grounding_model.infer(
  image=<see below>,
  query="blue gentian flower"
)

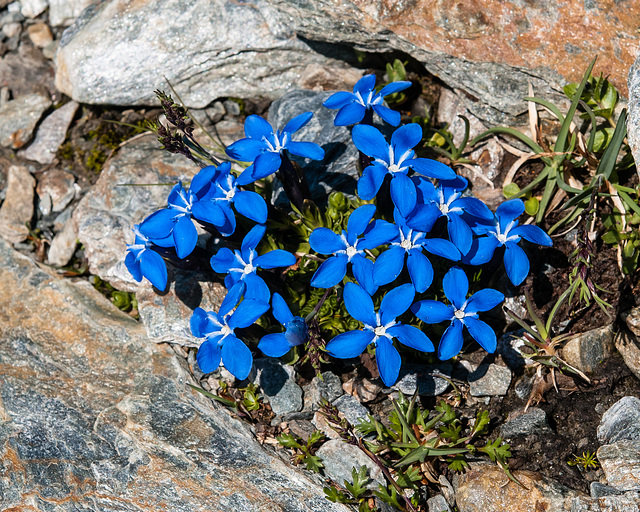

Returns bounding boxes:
[411,267,504,360]
[201,162,267,236]
[258,293,308,357]
[408,176,493,255]
[125,224,168,290]
[351,123,457,217]
[225,113,325,185]
[326,283,434,386]
[210,224,296,302]
[192,283,270,379]
[309,204,397,295]
[373,208,461,292]
[464,199,553,285]
[323,74,412,126]
[138,165,220,259]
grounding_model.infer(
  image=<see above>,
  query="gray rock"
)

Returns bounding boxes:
[254,358,303,416]
[0,165,35,244]
[54,0,360,107]
[20,0,48,17]
[514,373,535,400]
[597,440,640,491]
[46,215,77,267]
[570,493,640,512]
[0,46,55,98]
[20,101,79,164]
[427,494,451,512]
[303,371,343,411]
[332,394,370,428]
[497,329,531,369]
[0,238,350,511]
[315,439,384,490]
[614,330,640,380]
[623,306,640,338]
[392,363,452,397]
[628,56,640,182]
[26,21,53,48]
[267,89,360,205]
[36,169,77,215]
[222,98,241,117]
[468,363,512,397]
[597,396,640,444]
[562,325,614,374]
[500,408,551,439]
[49,0,94,26]
[0,93,51,149]
[72,134,197,292]
[2,21,21,37]
[590,482,623,498]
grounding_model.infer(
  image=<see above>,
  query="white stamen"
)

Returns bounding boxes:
[220,325,232,337]
[454,309,465,320]
[400,239,412,250]
[374,326,386,337]
[346,246,357,258]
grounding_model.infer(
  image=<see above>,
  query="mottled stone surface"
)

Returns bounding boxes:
[73,134,196,292]
[468,363,511,396]
[54,0,360,108]
[0,238,350,511]
[562,325,614,374]
[454,462,582,512]
[316,439,384,490]
[613,330,640,380]
[303,371,343,412]
[50,0,95,26]
[254,358,303,416]
[392,363,452,397]
[624,306,640,338]
[500,408,550,439]
[46,215,78,267]
[36,168,77,215]
[0,165,35,244]
[569,493,640,512]
[628,55,640,179]
[597,396,640,445]
[0,93,51,148]
[427,494,451,512]
[598,441,640,491]
[332,394,370,428]
[20,101,79,164]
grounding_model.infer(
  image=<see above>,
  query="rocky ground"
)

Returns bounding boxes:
[1,1,640,511]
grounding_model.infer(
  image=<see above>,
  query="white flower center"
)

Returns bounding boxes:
[220,325,232,337]
[454,309,465,320]
[243,263,255,275]
[496,233,508,244]
[388,163,402,174]
[439,203,449,215]
[346,246,357,258]
[400,238,412,250]
[374,325,387,337]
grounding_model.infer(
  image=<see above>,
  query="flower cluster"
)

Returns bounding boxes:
[125,76,552,385]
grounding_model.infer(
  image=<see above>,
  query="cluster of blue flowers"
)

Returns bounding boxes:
[125,74,552,385]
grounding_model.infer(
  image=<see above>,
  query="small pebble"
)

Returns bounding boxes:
[27,22,53,48]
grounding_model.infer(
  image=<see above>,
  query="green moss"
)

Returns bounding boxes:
[85,148,107,173]
[57,142,76,161]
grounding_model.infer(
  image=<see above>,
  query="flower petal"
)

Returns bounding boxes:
[243,273,271,302]
[241,224,266,260]
[391,123,422,155]
[380,283,414,325]
[189,165,218,197]
[373,246,405,286]
[285,317,308,346]
[347,204,376,239]
[252,152,282,180]
[236,164,257,186]
[372,104,401,126]
[354,74,377,94]
[125,250,142,282]
[326,329,374,359]
[190,307,210,338]
[286,141,325,161]
[172,215,198,259]
[390,173,417,218]
[271,292,294,326]
[410,158,456,180]
[387,324,434,353]
[466,289,505,314]
[351,254,378,296]
[360,220,398,249]
[210,247,237,274]
[465,317,497,353]
[375,337,401,386]
[196,340,222,374]
[504,241,529,286]
[343,282,377,326]
[455,196,493,219]
[191,200,227,227]
[309,227,344,254]
[228,299,270,329]
[464,236,500,265]
[351,125,390,162]
[139,249,167,290]
[225,138,266,162]
[283,111,313,134]
[511,225,552,246]
[378,81,412,97]
[411,300,454,324]
[446,214,473,256]
[323,91,355,109]
[233,190,267,224]
[139,209,176,239]
[442,267,469,309]
[438,320,464,360]
[218,281,245,317]
[406,204,441,233]
[254,249,296,269]
[221,335,253,380]
[310,254,348,289]
[357,162,389,200]
[334,103,366,126]
[422,238,461,261]
[496,199,525,226]
[406,249,434,293]
[258,333,291,358]
[244,115,273,140]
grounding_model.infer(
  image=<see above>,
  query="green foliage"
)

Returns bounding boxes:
[277,430,325,473]
[324,466,375,512]
[90,275,138,315]
[567,451,599,470]
[602,205,640,274]
[383,59,409,107]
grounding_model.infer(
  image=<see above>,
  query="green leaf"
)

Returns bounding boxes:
[448,454,469,472]
[503,182,521,199]
[395,465,422,489]
[323,486,352,504]
[304,454,324,473]
[601,83,618,111]
[277,433,302,449]
[524,196,539,216]
[187,384,236,408]
[595,109,627,181]
[472,410,491,436]
[345,466,371,499]
[307,430,325,446]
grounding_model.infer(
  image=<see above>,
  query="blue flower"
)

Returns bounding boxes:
[464,199,553,285]
[351,123,456,217]
[192,283,270,379]
[373,208,461,292]
[137,165,220,259]
[309,204,397,295]
[323,74,412,126]
[225,113,324,185]
[411,267,504,360]
[408,176,493,255]
[199,162,267,236]
[258,293,308,357]
[125,224,168,290]
[326,283,434,386]
[210,224,296,302]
